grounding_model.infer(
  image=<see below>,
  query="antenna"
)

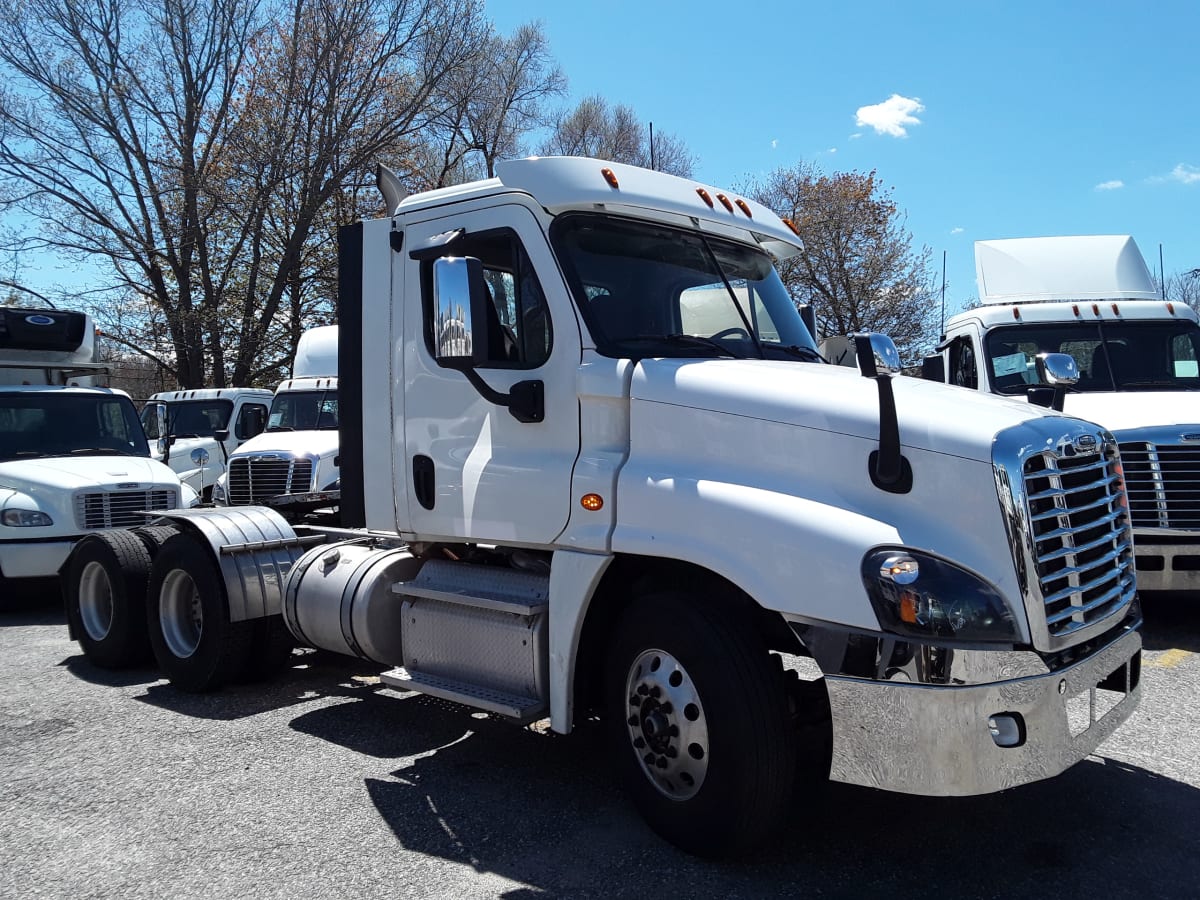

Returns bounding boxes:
[940,249,947,333]
[649,121,656,171]
[1160,243,1166,300]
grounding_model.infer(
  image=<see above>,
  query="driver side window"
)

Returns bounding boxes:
[950,336,978,389]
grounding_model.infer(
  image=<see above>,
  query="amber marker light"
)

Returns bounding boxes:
[580,493,604,511]
[601,167,619,189]
[1092,303,1101,316]
[1168,302,1177,315]
[1112,303,1120,315]
[898,591,920,624]
[735,198,753,218]
[781,217,801,236]
[696,188,714,208]
[1012,306,1021,319]
[715,193,734,212]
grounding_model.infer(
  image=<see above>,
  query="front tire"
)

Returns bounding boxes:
[146,533,254,692]
[63,532,154,668]
[606,587,797,857]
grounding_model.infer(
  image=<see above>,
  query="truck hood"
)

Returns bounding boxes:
[1061,391,1200,436]
[633,358,1061,463]
[152,436,223,465]
[0,455,178,490]
[232,430,339,458]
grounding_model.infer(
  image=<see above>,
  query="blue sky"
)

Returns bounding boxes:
[488,0,1200,323]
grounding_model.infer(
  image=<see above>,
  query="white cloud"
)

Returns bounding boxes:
[1095,180,1124,191]
[1169,164,1200,185]
[770,139,778,150]
[827,147,837,154]
[950,227,964,235]
[849,132,863,140]
[855,94,924,137]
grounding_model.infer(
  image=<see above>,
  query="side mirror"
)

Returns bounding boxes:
[798,304,817,340]
[1035,352,1080,386]
[851,333,902,377]
[921,354,946,382]
[214,428,230,443]
[152,402,170,461]
[432,257,490,368]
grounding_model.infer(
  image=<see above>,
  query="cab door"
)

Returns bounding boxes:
[399,203,582,544]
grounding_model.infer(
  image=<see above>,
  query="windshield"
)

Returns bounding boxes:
[985,322,1200,394]
[551,214,819,361]
[140,399,233,439]
[0,392,150,461]
[267,390,338,431]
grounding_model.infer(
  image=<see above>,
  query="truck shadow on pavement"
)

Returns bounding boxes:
[1140,594,1200,653]
[290,691,1200,900]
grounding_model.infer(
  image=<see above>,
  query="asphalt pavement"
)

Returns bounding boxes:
[2,583,1198,900]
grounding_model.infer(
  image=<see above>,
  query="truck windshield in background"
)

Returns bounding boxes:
[985,322,1200,394]
[140,399,234,439]
[551,214,820,361]
[266,390,338,432]
[0,393,150,461]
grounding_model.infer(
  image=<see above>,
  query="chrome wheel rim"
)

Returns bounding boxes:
[160,569,203,658]
[78,561,114,641]
[624,649,709,800]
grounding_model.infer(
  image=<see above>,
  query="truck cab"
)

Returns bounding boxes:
[0,307,194,588]
[928,235,1200,592]
[141,388,272,501]
[211,326,339,512]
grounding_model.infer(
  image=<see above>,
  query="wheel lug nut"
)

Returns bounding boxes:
[657,757,668,769]
[669,725,679,737]
[659,702,672,715]
[633,737,645,749]
[666,746,677,758]
[629,695,640,707]
[627,715,638,726]
[643,753,655,765]
[637,684,649,696]
[649,686,661,698]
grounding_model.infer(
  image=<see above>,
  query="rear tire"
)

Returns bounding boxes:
[606,586,797,857]
[63,532,154,668]
[146,533,254,692]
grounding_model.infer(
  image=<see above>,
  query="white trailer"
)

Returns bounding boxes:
[926,235,1200,592]
[0,306,194,612]
[63,161,1142,856]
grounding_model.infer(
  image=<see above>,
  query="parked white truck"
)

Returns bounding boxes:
[62,160,1142,856]
[141,388,273,501]
[925,234,1200,592]
[210,326,339,514]
[0,305,193,605]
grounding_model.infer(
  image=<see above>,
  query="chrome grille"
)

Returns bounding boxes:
[74,490,176,529]
[227,456,313,505]
[1117,442,1200,529]
[1022,443,1136,638]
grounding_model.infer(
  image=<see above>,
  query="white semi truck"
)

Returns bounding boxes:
[141,388,273,501]
[63,160,1142,856]
[0,305,193,607]
[210,326,339,514]
[925,234,1200,592]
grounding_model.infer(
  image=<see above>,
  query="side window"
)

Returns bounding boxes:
[424,228,552,369]
[1172,334,1199,378]
[950,336,978,389]
[235,403,268,440]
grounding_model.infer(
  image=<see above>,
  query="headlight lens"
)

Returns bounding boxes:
[862,548,1019,643]
[2,509,54,527]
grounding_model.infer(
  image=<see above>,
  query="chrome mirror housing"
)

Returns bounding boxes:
[1036,352,1080,386]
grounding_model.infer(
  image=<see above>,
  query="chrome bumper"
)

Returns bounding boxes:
[825,628,1142,796]
[1132,539,1200,592]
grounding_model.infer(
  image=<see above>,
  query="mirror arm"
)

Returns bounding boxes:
[456,365,544,424]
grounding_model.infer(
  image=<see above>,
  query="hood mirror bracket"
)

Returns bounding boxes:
[854,333,913,494]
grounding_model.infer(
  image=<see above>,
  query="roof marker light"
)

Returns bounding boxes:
[1092,303,1100,316]
[716,193,734,212]
[1168,302,1176,315]
[1072,304,1080,317]
[781,217,801,236]
[696,188,714,208]
[1112,303,1120,315]
[1012,306,1021,320]
[601,167,619,189]
[735,198,753,218]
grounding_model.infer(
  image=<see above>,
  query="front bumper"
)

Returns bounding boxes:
[0,538,78,579]
[1132,538,1200,592]
[825,627,1142,795]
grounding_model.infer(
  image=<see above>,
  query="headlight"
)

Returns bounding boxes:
[2,509,54,527]
[211,480,227,505]
[861,547,1019,643]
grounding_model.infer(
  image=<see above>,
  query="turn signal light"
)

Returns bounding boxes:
[581,493,604,511]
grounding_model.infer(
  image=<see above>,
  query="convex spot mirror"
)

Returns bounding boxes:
[432,256,490,368]
[1035,352,1080,386]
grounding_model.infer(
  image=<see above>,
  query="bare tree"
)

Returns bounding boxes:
[1155,268,1200,309]
[744,162,938,362]
[0,0,488,387]
[539,95,694,178]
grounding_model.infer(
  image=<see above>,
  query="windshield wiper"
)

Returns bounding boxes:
[67,447,136,457]
[618,334,745,358]
[770,344,825,362]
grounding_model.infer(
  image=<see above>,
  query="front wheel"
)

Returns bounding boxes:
[146,533,254,692]
[606,587,797,857]
[63,532,154,668]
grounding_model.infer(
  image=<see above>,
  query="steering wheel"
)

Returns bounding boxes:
[711,327,752,341]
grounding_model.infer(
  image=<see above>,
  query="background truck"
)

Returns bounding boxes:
[925,234,1200,592]
[63,160,1142,856]
[0,305,194,604]
[141,387,273,501]
[210,326,339,515]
